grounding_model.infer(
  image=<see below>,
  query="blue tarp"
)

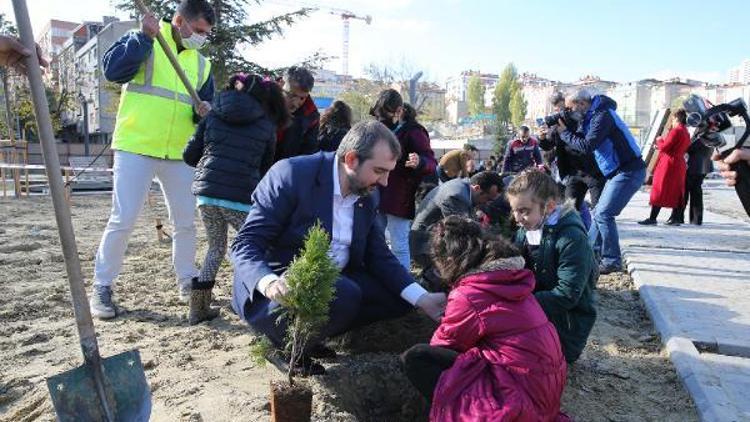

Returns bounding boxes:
[314,97,334,110]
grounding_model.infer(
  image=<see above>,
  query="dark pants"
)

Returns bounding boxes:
[671,174,706,225]
[565,174,605,209]
[243,270,412,348]
[401,344,459,402]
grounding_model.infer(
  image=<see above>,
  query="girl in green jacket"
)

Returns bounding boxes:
[506,169,598,363]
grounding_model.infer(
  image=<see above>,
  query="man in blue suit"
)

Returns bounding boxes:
[230,121,447,374]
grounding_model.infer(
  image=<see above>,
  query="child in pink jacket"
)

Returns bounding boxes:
[401,216,569,421]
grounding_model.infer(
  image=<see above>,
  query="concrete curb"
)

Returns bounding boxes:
[624,254,743,422]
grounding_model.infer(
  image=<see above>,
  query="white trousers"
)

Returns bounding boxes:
[93,151,197,287]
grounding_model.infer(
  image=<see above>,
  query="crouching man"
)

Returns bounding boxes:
[230,121,447,374]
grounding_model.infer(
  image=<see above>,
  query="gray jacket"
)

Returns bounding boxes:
[410,178,473,256]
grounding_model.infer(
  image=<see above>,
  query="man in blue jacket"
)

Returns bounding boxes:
[554,89,646,274]
[231,121,447,374]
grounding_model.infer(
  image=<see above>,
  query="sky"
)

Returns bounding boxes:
[2,0,749,85]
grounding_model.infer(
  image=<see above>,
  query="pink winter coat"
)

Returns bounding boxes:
[430,258,568,422]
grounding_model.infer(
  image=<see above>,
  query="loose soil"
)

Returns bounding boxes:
[0,195,697,421]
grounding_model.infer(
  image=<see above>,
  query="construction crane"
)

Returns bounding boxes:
[327,8,371,76]
[265,1,371,76]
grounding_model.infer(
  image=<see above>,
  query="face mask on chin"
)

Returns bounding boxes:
[524,207,550,246]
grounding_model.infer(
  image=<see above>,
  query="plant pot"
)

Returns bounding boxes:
[270,380,313,422]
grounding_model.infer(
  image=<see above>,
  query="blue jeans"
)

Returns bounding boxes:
[381,213,412,270]
[589,167,645,267]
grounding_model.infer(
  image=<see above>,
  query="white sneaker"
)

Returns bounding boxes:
[90,285,116,319]
[178,277,193,304]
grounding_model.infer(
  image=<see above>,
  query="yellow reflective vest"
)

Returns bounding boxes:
[112,20,211,160]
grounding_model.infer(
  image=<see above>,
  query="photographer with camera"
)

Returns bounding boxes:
[554,89,646,274]
[539,92,606,210]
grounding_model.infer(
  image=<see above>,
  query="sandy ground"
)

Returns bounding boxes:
[0,193,698,421]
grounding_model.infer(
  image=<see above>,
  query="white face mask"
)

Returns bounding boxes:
[525,229,542,246]
[181,32,207,50]
[524,207,550,246]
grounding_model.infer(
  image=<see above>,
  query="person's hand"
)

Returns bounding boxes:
[195,101,212,117]
[263,278,289,303]
[416,292,447,321]
[556,118,567,133]
[141,14,160,39]
[405,152,420,169]
[0,35,48,75]
[538,127,548,140]
[713,149,750,187]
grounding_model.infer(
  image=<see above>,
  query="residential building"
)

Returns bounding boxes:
[445,70,499,124]
[572,75,617,95]
[56,18,137,143]
[311,69,352,102]
[606,79,657,129]
[36,19,80,88]
[75,19,138,143]
[418,82,446,121]
[519,73,573,125]
[37,19,80,58]
[728,59,750,84]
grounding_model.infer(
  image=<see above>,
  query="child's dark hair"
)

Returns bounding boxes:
[227,73,290,128]
[401,103,417,123]
[320,100,352,132]
[506,168,560,205]
[431,215,520,286]
[369,89,403,121]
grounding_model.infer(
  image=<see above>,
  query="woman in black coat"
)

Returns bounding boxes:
[318,100,352,152]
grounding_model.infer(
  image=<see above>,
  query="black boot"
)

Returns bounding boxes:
[189,278,219,325]
[639,207,661,225]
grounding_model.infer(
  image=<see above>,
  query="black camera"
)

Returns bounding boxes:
[683,94,742,154]
[542,109,576,128]
[683,94,750,217]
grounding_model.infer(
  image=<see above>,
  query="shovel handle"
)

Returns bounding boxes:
[11,0,99,359]
[11,1,115,420]
[133,0,202,105]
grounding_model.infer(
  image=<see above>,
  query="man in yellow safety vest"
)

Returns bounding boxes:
[90,0,215,319]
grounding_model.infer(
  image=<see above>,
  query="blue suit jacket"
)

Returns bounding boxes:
[230,151,415,319]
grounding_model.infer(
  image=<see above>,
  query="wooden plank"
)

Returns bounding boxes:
[642,109,672,185]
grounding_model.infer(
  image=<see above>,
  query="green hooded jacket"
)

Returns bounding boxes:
[515,206,598,363]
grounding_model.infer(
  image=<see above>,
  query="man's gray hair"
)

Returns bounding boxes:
[285,66,315,92]
[571,88,592,103]
[336,120,401,164]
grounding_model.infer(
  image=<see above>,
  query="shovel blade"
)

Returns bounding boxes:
[47,349,151,422]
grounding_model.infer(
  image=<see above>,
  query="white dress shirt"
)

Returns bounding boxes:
[258,160,427,306]
[329,159,358,269]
